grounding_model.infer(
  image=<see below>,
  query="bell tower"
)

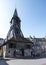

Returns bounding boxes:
[5,8,33,58]
[7,8,24,40]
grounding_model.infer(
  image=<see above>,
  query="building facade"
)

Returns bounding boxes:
[29,37,46,56]
[0,38,4,57]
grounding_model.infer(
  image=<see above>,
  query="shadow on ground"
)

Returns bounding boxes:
[0,59,9,65]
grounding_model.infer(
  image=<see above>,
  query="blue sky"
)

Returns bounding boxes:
[0,0,46,38]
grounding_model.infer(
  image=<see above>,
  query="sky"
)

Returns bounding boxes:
[0,0,46,38]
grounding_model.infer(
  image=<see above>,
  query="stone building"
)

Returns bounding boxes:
[29,37,46,56]
[0,38,4,57]
[3,8,33,58]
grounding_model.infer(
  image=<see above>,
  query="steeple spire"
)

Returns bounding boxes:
[8,8,24,40]
[13,8,18,17]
